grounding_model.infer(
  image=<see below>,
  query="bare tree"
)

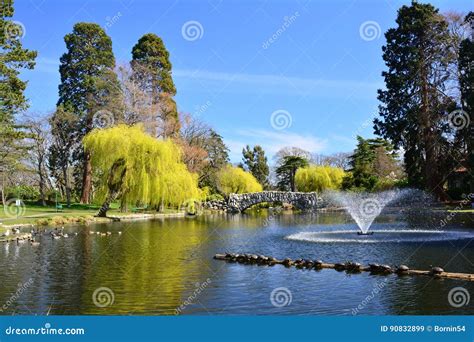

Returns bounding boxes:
[118,64,179,139]
[21,114,52,206]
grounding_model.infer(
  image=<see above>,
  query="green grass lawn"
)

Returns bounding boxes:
[447,209,474,213]
[0,201,180,231]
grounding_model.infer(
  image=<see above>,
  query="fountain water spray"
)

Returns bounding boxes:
[326,189,412,234]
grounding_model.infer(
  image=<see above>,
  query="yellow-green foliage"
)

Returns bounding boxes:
[216,165,263,195]
[295,165,345,192]
[83,124,201,207]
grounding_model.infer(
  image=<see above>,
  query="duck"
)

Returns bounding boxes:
[16,237,26,244]
[30,240,40,247]
[62,233,69,238]
[1,229,10,237]
[51,234,60,240]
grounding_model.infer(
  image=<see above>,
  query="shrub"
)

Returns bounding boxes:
[5,185,40,201]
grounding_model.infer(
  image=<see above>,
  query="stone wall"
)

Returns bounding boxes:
[203,191,322,213]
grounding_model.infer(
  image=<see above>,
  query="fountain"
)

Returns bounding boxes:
[285,188,474,244]
[326,189,413,235]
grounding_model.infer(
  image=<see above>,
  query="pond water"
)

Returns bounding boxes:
[0,210,473,315]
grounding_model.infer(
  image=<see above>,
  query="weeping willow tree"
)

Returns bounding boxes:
[83,124,201,217]
[295,165,345,192]
[216,165,263,196]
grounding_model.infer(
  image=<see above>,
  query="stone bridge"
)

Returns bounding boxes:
[227,191,319,212]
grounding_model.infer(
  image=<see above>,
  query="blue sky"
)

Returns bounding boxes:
[16,0,472,163]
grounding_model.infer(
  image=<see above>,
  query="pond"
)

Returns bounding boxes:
[0,210,473,315]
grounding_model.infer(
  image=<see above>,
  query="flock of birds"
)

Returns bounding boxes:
[0,226,122,247]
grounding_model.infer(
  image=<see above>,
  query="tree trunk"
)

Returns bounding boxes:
[470,112,474,207]
[97,158,126,217]
[290,168,296,192]
[0,173,5,207]
[62,166,71,207]
[38,157,46,206]
[97,191,118,217]
[419,46,444,201]
[80,151,92,204]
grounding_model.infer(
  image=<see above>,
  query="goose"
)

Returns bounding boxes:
[30,240,40,247]
[51,234,60,240]
[16,237,26,244]
[62,233,69,238]
[1,229,10,237]
[106,232,112,235]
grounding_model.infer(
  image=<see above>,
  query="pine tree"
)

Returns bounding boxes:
[57,22,123,203]
[0,0,37,204]
[458,12,474,200]
[275,156,309,191]
[242,145,269,188]
[374,1,454,198]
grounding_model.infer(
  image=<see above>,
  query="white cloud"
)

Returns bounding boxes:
[174,68,382,94]
[226,129,327,163]
[34,57,60,74]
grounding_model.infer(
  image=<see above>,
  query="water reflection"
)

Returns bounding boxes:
[0,211,472,315]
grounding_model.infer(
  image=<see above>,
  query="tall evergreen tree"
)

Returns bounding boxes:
[0,0,37,204]
[242,145,269,188]
[458,12,473,202]
[342,136,401,191]
[131,33,178,137]
[199,130,229,192]
[275,155,309,191]
[374,1,454,199]
[57,22,122,203]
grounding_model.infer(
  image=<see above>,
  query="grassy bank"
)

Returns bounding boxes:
[0,202,181,231]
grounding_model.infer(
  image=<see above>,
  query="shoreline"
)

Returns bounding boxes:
[0,211,186,231]
[1,205,471,231]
